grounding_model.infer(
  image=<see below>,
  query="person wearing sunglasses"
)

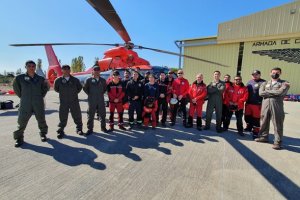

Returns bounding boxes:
[55,64,84,138]
[13,60,50,147]
[170,70,189,127]
[223,75,248,136]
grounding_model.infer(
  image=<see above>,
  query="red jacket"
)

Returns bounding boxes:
[107,80,125,103]
[223,82,233,101]
[189,81,207,104]
[172,77,190,98]
[224,84,248,110]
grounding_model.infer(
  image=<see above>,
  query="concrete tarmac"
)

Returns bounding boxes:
[0,91,299,200]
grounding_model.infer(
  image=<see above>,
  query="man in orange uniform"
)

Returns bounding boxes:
[170,70,190,127]
[187,73,207,130]
[107,70,126,131]
[223,75,248,136]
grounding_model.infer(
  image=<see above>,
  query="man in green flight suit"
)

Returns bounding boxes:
[83,65,108,135]
[13,60,49,147]
[255,67,290,150]
[54,65,84,138]
[204,70,225,133]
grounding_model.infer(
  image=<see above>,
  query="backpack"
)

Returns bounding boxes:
[0,100,14,109]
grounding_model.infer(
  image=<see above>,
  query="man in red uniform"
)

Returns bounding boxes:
[107,70,126,131]
[221,74,233,131]
[170,70,190,127]
[223,75,248,136]
[187,73,207,130]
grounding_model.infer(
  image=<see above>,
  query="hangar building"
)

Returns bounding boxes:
[179,1,300,94]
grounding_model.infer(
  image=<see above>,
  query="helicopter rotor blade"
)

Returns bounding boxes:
[10,43,120,47]
[135,45,229,67]
[86,0,131,43]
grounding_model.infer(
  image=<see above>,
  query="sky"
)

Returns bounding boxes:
[0,0,295,73]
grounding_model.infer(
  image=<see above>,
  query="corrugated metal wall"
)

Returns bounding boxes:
[183,42,239,84]
[241,38,300,94]
[184,37,300,94]
[218,1,300,43]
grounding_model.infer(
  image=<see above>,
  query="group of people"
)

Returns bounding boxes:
[12,60,290,150]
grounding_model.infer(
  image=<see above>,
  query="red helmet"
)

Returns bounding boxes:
[123,102,129,110]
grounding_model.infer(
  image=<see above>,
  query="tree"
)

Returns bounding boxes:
[36,59,42,70]
[71,56,85,72]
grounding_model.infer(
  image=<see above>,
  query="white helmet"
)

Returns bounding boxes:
[170,98,178,105]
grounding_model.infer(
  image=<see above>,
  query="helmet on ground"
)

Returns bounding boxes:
[123,102,129,110]
[170,98,178,105]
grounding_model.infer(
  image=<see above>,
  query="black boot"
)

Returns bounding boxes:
[14,138,24,147]
[196,117,202,131]
[186,116,193,128]
[101,126,109,133]
[216,124,223,133]
[183,119,187,128]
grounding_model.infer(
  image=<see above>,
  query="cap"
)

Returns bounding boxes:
[112,70,120,76]
[25,60,36,66]
[61,65,70,70]
[252,70,261,75]
[92,65,100,71]
[145,71,151,75]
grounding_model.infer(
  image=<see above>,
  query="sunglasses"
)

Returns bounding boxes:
[235,79,241,80]
[177,73,183,74]
[27,65,36,68]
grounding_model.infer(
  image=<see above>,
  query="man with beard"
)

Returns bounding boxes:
[244,70,266,139]
[223,75,248,136]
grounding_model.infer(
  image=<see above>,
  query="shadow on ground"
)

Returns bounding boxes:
[21,139,106,170]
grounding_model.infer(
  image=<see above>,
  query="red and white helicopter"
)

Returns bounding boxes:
[10,0,227,86]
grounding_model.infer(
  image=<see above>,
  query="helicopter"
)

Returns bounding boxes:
[10,0,227,86]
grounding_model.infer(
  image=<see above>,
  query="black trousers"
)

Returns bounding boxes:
[156,98,168,123]
[223,108,244,132]
[171,98,187,123]
[128,100,142,125]
[221,104,230,128]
